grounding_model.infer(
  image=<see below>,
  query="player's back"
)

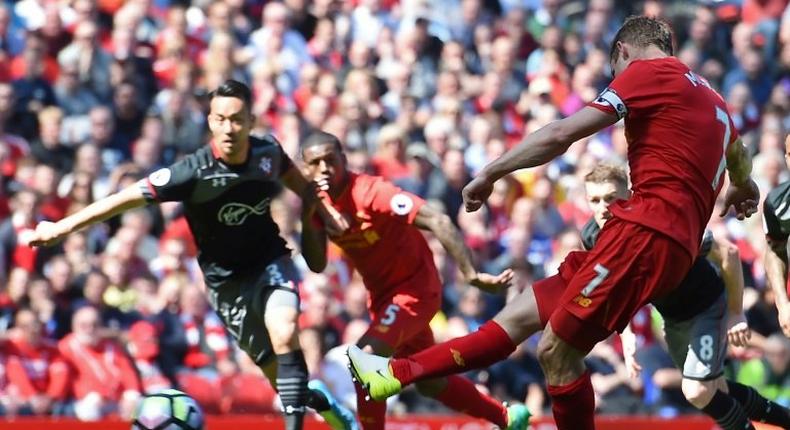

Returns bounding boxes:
[593,57,738,256]
[330,174,439,296]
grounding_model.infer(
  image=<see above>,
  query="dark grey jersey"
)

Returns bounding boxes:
[140,135,292,284]
[763,180,790,262]
[581,218,722,321]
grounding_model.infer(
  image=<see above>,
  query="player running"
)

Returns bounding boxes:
[24,80,358,430]
[762,135,790,337]
[350,16,760,430]
[299,131,529,430]
[351,163,789,429]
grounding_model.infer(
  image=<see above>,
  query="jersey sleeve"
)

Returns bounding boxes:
[764,196,789,252]
[138,159,197,203]
[589,61,655,120]
[367,179,425,224]
[268,134,293,177]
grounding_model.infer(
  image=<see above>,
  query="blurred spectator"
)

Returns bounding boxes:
[30,107,74,174]
[4,308,69,416]
[57,21,113,103]
[58,306,142,421]
[127,320,172,393]
[0,189,42,274]
[176,285,234,413]
[737,334,790,406]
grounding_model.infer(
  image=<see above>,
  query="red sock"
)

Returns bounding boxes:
[546,370,595,430]
[433,376,508,428]
[390,320,516,385]
[355,381,386,430]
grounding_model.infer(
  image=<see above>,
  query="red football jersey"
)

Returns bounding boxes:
[327,174,440,297]
[588,57,738,257]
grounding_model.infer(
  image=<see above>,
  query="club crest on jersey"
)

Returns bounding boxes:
[217,197,272,225]
[259,157,272,174]
[148,168,171,187]
[390,193,413,216]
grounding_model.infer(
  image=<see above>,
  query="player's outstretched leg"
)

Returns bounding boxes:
[414,376,531,430]
[348,320,517,401]
[727,380,790,427]
[308,380,360,430]
[347,282,548,401]
[683,378,755,430]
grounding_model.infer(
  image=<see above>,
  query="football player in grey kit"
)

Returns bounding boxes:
[26,80,358,430]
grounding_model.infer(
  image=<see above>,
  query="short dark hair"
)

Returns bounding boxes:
[209,79,252,109]
[301,130,343,155]
[610,16,674,64]
[584,163,628,190]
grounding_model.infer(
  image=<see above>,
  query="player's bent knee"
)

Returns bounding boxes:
[536,333,561,368]
[494,298,540,342]
[681,378,716,409]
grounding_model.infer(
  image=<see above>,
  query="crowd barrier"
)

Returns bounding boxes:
[0,415,784,430]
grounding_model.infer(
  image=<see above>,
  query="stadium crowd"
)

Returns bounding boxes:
[0,0,788,422]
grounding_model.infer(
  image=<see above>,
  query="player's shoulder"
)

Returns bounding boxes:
[580,218,600,251]
[699,229,714,257]
[351,173,386,192]
[178,146,216,170]
[251,133,281,149]
[765,180,790,211]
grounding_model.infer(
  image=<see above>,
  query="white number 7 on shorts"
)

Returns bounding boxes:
[582,264,610,297]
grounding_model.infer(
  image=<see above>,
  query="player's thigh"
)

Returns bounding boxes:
[667,293,728,382]
[365,289,439,355]
[256,257,302,348]
[207,283,276,365]
[494,252,588,341]
[551,219,692,352]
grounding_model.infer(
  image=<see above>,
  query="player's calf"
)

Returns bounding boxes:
[685,377,755,430]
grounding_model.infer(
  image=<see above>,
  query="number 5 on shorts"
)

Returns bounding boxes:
[381,304,400,326]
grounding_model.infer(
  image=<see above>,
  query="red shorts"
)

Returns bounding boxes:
[534,218,692,352]
[365,281,441,357]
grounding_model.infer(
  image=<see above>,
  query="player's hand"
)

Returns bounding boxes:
[23,221,68,247]
[726,312,751,347]
[302,178,331,215]
[719,178,760,220]
[462,176,495,213]
[778,303,790,338]
[468,269,514,294]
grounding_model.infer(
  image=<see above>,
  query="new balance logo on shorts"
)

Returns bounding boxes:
[573,295,593,307]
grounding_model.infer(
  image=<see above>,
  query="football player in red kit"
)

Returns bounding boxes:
[350,16,760,430]
[300,130,529,430]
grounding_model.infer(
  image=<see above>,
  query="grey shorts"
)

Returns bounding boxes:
[663,292,728,381]
[206,255,301,366]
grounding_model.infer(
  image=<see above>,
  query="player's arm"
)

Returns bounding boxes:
[465,107,617,211]
[281,166,329,273]
[619,322,642,379]
[707,235,751,346]
[720,137,760,220]
[413,203,513,293]
[763,195,790,337]
[27,185,148,247]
